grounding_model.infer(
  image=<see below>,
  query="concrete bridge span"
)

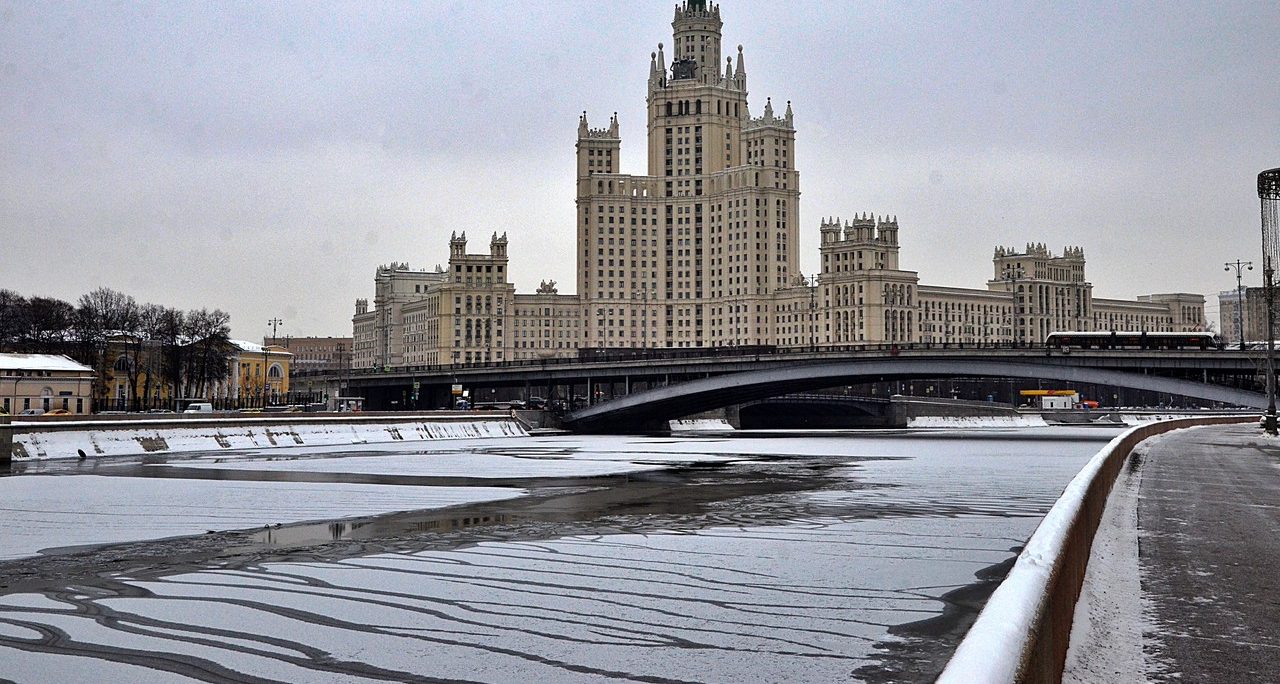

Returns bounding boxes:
[564,358,1267,433]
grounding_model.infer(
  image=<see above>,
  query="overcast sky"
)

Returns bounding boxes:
[3,1,1278,340]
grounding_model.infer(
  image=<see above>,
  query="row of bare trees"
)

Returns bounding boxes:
[0,287,234,411]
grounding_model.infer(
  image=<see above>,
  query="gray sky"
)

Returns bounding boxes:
[3,1,1278,340]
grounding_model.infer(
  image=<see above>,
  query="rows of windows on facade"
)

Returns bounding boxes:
[350,0,1205,370]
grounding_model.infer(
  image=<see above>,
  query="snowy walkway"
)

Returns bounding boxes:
[1064,423,1280,682]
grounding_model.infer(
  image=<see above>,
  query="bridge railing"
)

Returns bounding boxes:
[296,340,1246,380]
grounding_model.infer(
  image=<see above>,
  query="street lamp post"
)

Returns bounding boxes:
[265,317,282,408]
[1257,168,1280,435]
[1000,266,1025,345]
[802,273,819,351]
[1224,260,1253,350]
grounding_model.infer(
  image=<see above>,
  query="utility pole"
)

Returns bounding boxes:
[1224,260,1253,350]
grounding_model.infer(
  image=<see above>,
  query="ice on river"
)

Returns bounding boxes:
[0,476,525,561]
[0,516,1025,683]
[154,436,747,479]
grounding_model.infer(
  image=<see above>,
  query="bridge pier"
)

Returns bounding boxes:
[1,414,12,467]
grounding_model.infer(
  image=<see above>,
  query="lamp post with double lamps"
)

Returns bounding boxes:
[265,317,282,408]
[999,266,1025,345]
[1257,168,1280,435]
[1224,260,1253,350]
[800,273,819,351]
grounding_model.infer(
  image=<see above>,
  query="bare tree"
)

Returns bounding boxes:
[135,304,167,409]
[142,306,183,401]
[0,290,28,352]
[25,297,76,354]
[75,288,139,408]
[182,309,233,400]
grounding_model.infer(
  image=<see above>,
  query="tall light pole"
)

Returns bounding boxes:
[1224,260,1253,350]
[265,317,282,408]
[1257,168,1280,435]
[801,273,819,351]
[1000,266,1025,345]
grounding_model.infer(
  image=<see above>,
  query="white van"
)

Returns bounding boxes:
[182,402,213,414]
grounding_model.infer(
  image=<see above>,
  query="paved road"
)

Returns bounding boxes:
[1138,423,1280,681]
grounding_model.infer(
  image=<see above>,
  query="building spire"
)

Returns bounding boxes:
[735,44,746,89]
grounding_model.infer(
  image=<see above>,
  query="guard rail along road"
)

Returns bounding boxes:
[935,414,1256,684]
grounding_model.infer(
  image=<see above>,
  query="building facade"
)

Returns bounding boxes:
[1218,286,1278,345]
[222,341,292,405]
[0,353,94,415]
[352,1,1206,366]
[264,336,352,375]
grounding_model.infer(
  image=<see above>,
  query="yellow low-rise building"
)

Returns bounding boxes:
[224,341,291,406]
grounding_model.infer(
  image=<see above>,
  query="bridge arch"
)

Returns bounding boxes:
[564,359,1265,432]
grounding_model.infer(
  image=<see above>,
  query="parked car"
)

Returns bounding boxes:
[182,402,214,414]
[454,400,471,410]
[527,396,546,409]
[18,408,44,416]
[44,408,71,416]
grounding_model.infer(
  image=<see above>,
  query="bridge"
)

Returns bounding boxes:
[562,356,1267,432]
[298,346,1266,429]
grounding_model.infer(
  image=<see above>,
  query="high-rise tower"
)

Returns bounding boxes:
[576,1,800,349]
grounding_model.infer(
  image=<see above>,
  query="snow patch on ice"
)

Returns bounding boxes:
[669,418,735,431]
[908,415,1049,428]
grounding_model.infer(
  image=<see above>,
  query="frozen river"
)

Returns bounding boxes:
[0,427,1120,683]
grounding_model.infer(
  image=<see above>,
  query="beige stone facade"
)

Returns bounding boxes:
[575,1,799,350]
[350,1,1206,366]
[0,354,94,415]
[512,282,583,361]
[818,215,919,345]
[264,336,352,374]
[1218,286,1276,344]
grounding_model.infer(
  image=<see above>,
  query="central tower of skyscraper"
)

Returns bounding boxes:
[576,1,800,348]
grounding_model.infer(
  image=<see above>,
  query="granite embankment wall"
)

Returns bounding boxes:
[890,396,1021,427]
[937,414,1257,684]
[0,415,12,466]
[6,412,527,462]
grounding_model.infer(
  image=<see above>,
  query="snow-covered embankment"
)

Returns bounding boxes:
[935,414,1256,684]
[12,414,527,461]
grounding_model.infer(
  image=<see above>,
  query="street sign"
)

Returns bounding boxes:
[451,384,463,396]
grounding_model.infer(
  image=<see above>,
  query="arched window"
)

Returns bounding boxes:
[113,356,131,372]
[267,364,283,379]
